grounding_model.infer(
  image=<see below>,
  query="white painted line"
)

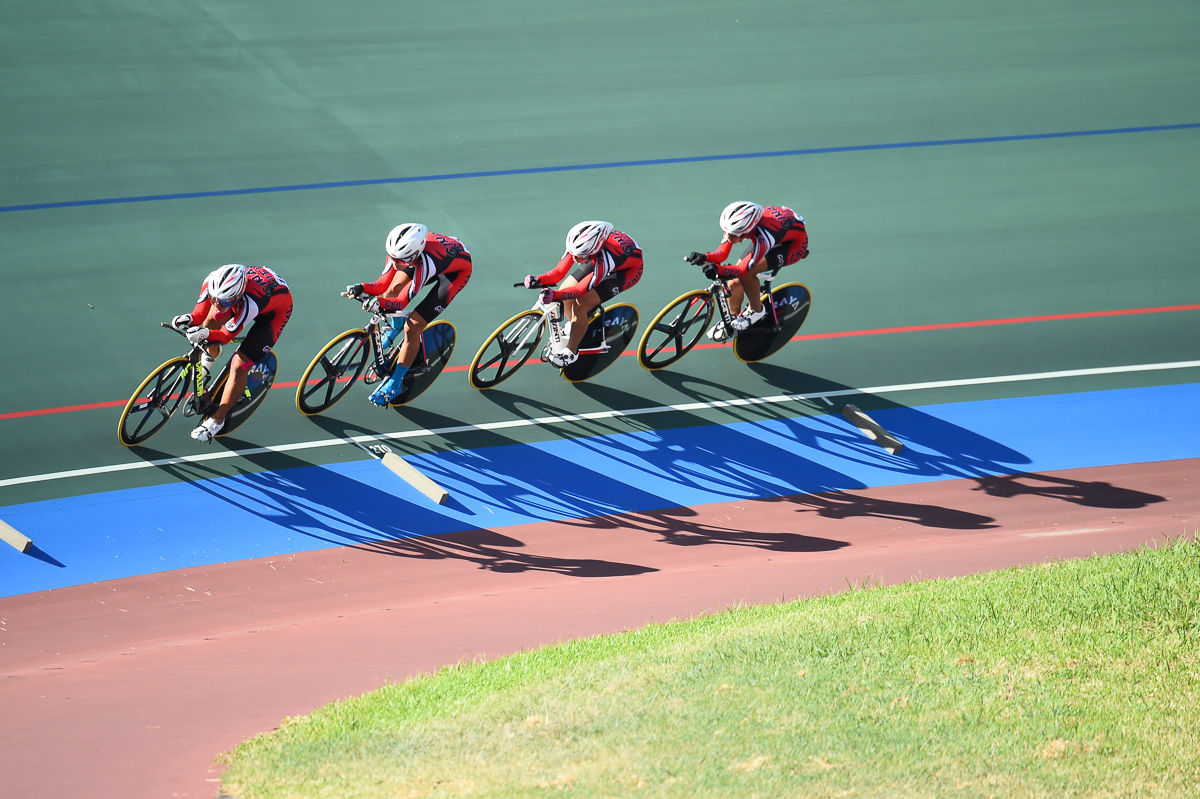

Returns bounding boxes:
[1,359,1197,489]
[1020,527,1113,538]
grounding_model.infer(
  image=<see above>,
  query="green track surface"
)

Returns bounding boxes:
[2,1,1198,506]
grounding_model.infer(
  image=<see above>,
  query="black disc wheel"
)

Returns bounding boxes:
[562,304,639,383]
[733,283,812,363]
[214,350,279,435]
[389,321,457,407]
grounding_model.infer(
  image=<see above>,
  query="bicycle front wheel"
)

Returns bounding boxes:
[636,290,713,370]
[117,356,191,446]
[468,310,546,389]
[295,330,370,416]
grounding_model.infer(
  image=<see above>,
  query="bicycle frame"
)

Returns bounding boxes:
[326,311,419,382]
[708,268,781,336]
[530,295,616,362]
[119,324,276,446]
[171,330,232,419]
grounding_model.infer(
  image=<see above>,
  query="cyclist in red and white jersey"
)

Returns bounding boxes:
[346,223,472,406]
[522,221,643,366]
[686,202,809,340]
[170,264,293,442]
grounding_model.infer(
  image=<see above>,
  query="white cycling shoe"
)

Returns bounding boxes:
[191,417,224,443]
[731,306,768,331]
[547,345,578,368]
[707,321,732,342]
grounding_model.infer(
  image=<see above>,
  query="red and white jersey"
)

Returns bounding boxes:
[540,230,643,289]
[707,206,805,267]
[192,266,289,344]
[362,232,471,310]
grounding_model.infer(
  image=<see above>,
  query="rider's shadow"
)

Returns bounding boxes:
[763,490,998,532]
[971,473,1166,509]
[144,445,653,578]
[464,381,871,533]
[578,380,1006,535]
[738,363,1036,481]
[557,504,850,553]
[475,382,853,551]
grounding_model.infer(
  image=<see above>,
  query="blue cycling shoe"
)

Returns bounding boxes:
[367,367,408,407]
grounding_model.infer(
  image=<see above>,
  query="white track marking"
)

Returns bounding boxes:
[2,360,1197,489]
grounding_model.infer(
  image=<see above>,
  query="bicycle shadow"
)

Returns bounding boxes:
[631,367,1025,532]
[558,505,850,553]
[971,472,1166,509]
[742,364,1035,481]
[762,490,998,531]
[130,439,653,578]
[468,384,859,552]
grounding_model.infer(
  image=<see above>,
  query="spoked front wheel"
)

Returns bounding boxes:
[389,320,457,407]
[733,283,813,363]
[295,330,370,416]
[468,309,547,389]
[636,290,714,370]
[117,356,192,446]
[212,350,279,435]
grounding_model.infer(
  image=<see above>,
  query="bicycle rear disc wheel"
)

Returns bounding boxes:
[215,350,279,436]
[390,321,457,407]
[295,330,370,416]
[468,310,546,389]
[733,283,813,363]
[118,356,191,446]
[636,290,713,370]
[562,304,639,383]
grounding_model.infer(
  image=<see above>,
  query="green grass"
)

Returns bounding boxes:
[220,537,1200,798]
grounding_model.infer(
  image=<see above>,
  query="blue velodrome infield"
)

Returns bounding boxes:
[1,383,1198,599]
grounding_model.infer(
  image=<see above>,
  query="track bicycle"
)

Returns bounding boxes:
[467,284,640,389]
[117,324,278,446]
[294,294,456,415]
[636,268,812,370]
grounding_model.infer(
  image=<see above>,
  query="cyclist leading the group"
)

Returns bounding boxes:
[523,220,644,367]
[346,223,472,406]
[171,263,293,442]
[685,201,809,340]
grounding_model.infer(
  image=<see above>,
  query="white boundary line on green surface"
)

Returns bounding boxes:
[2,360,1198,489]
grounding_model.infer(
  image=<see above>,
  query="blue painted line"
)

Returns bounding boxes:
[1,383,1197,598]
[3,123,1197,214]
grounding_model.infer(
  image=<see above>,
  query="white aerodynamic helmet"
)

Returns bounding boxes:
[719,201,764,237]
[385,223,428,262]
[565,220,614,258]
[207,264,248,307]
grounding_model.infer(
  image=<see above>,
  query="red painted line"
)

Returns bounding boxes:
[3,303,1197,422]
[791,304,1200,340]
